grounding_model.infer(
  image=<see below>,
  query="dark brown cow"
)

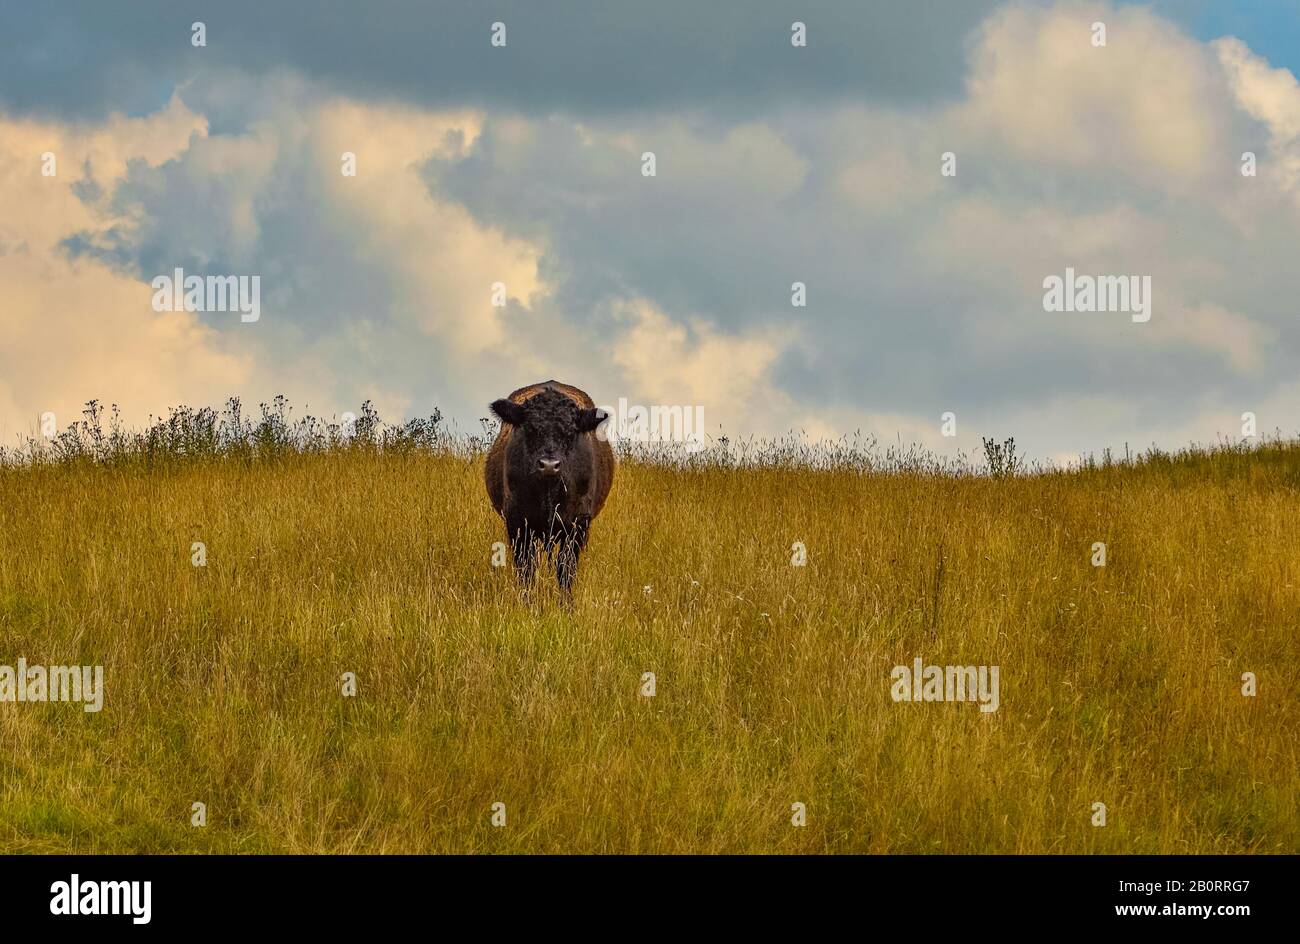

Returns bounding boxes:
[485,381,614,592]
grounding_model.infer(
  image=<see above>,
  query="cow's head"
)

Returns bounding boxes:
[491,389,607,480]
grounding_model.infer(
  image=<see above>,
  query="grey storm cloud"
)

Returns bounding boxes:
[0,1,1001,122]
[425,101,1293,429]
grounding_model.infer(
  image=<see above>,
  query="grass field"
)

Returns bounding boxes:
[0,405,1297,853]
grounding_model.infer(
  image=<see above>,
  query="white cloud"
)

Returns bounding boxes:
[606,299,796,427]
[1215,36,1300,202]
[963,2,1239,189]
[0,96,252,445]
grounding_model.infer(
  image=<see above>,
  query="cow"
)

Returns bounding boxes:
[485,381,615,594]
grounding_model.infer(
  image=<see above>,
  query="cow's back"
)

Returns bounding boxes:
[484,381,615,517]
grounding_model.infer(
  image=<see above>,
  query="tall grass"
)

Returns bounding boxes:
[0,401,1295,852]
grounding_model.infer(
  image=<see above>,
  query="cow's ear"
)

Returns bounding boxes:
[490,399,526,426]
[577,408,608,433]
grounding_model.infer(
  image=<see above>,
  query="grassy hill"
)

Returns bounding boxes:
[0,401,1296,852]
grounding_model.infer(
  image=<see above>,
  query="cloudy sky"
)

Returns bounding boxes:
[3,1,1300,463]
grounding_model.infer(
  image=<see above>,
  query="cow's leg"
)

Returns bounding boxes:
[555,516,591,596]
[507,515,537,586]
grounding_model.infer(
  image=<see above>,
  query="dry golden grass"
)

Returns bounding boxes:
[0,435,1297,853]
